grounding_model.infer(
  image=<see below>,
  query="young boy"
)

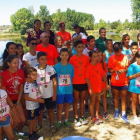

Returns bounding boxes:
[35,52,57,134]
[24,67,44,140]
[54,48,74,129]
[83,35,97,57]
[69,40,89,127]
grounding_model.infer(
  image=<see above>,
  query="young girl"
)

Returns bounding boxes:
[127,51,140,125]
[108,42,130,123]
[98,50,109,119]
[85,50,108,124]
[0,75,14,140]
[121,34,131,59]
[1,55,28,137]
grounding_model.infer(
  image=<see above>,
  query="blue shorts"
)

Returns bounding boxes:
[56,94,74,104]
[0,116,10,128]
[27,107,40,120]
[112,86,128,90]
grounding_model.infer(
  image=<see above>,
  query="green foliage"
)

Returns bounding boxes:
[111,21,119,29]
[10,8,34,35]
[98,19,106,28]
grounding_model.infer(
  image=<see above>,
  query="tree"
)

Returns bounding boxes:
[123,19,130,29]
[98,19,106,28]
[110,21,119,29]
[10,8,34,35]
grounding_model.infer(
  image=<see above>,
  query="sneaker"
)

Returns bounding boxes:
[134,117,140,125]
[121,114,130,124]
[15,131,29,137]
[91,117,100,125]
[84,105,89,113]
[114,110,119,119]
[74,118,82,127]
[33,133,40,139]
[56,122,62,130]
[36,125,42,132]
[50,125,56,135]
[103,112,109,119]
[64,120,71,127]
[43,112,47,120]
[79,116,88,125]
[96,115,103,123]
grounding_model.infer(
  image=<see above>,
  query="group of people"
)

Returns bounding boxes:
[0,19,140,140]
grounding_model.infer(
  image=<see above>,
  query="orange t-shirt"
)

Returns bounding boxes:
[69,54,89,84]
[85,63,105,93]
[56,31,71,47]
[108,54,128,86]
[99,62,107,88]
[36,44,59,66]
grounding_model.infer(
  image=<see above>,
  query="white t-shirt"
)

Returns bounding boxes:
[83,47,98,57]
[35,65,56,99]
[23,52,38,67]
[0,89,10,118]
[24,82,40,110]
[0,58,22,69]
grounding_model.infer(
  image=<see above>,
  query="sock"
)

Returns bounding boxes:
[33,131,36,135]
[65,119,68,122]
[134,116,137,119]
[58,121,61,123]
[122,111,126,116]
[29,134,33,138]
[115,108,119,111]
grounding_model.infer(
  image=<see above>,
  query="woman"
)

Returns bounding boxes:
[44,21,55,45]
[1,55,28,137]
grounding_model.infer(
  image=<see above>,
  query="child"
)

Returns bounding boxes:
[35,52,57,134]
[69,40,89,127]
[23,38,38,69]
[121,34,132,59]
[24,67,44,140]
[83,35,98,57]
[98,50,109,119]
[85,50,109,124]
[127,51,140,125]
[108,42,130,123]
[54,48,74,129]
[103,39,114,102]
[0,75,14,140]
[55,36,63,54]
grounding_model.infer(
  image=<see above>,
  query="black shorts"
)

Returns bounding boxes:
[73,83,88,92]
[40,97,53,110]
[27,107,40,120]
[107,75,111,85]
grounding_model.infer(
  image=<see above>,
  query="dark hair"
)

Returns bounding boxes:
[16,44,24,57]
[2,55,18,71]
[97,50,105,70]
[89,50,97,58]
[79,27,88,36]
[99,28,106,33]
[37,52,46,59]
[34,19,41,24]
[2,42,16,61]
[60,48,69,54]
[113,42,122,52]
[87,35,95,42]
[73,24,80,29]
[59,22,65,27]
[27,67,37,75]
[74,40,83,47]
[44,21,51,28]
[137,33,140,41]
[106,39,113,44]
[28,38,37,44]
[121,34,130,45]
[131,42,138,48]
[132,50,140,63]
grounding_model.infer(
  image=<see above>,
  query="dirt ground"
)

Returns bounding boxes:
[16,98,140,140]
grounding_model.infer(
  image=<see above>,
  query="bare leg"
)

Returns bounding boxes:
[57,104,63,121]
[64,103,70,120]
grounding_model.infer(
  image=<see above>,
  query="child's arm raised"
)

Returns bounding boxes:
[24,94,44,103]
[52,77,57,101]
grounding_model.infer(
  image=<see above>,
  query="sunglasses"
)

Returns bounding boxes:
[30,42,37,45]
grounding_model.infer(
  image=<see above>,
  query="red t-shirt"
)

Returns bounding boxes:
[36,44,59,66]
[85,63,105,93]
[108,54,128,86]
[69,54,89,84]
[1,69,25,101]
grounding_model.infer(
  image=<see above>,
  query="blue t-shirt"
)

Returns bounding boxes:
[71,46,77,56]
[54,62,74,95]
[104,50,114,75]
[127,62,140,94]
[122,46,132,59]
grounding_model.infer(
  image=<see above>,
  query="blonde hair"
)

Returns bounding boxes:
[54,36,63,45]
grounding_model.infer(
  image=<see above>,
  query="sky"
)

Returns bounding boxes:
[0,0,132,25]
